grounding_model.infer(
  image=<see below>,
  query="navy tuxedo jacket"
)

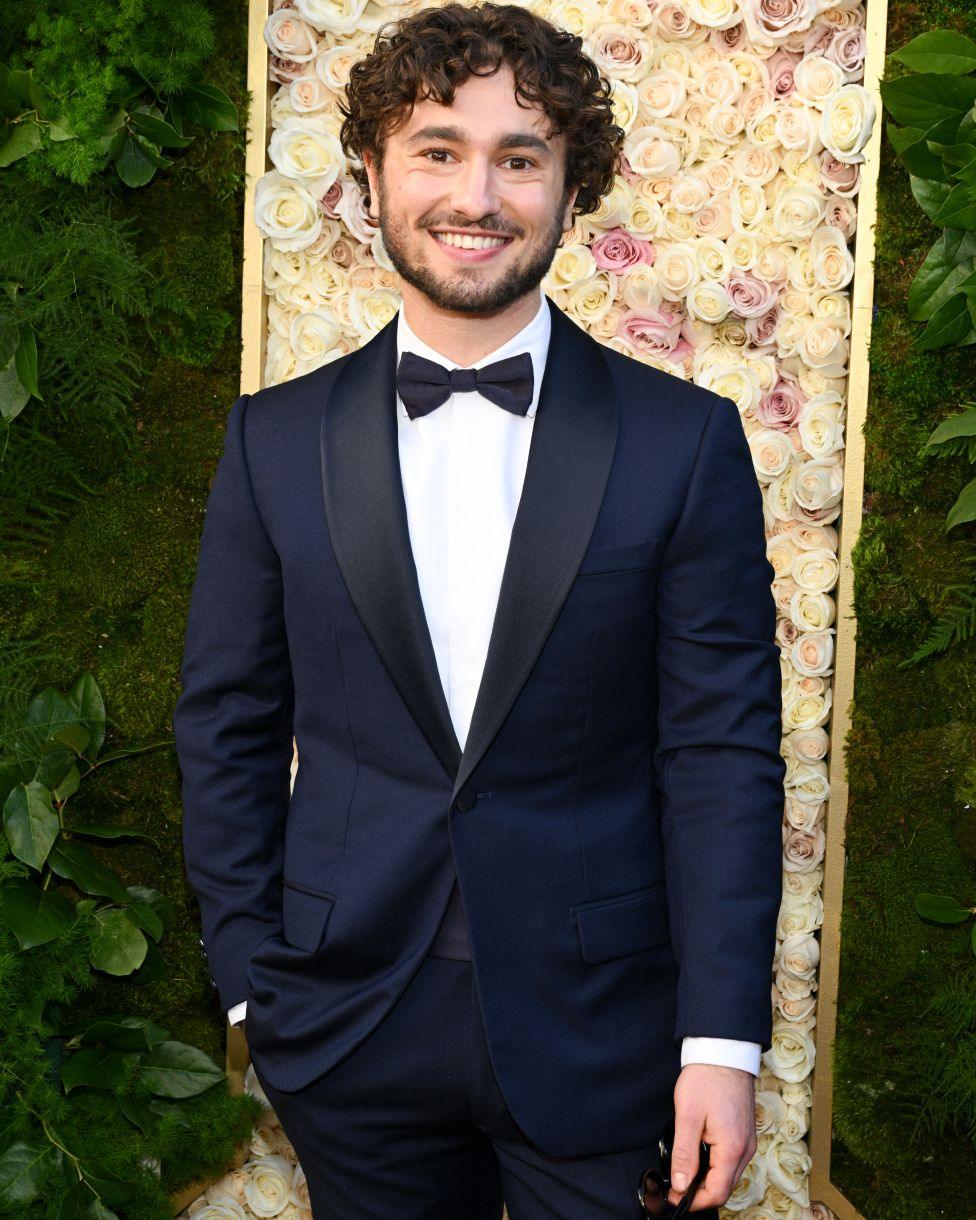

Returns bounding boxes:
[173,296,786,1158]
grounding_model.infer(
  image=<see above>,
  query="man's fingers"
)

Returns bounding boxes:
[670,1135,747,1211]
[666,1113,703,1199]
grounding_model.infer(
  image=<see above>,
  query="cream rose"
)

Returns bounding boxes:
[265,10,317,63]
[624,125,683,179]
[254,170,323,252]
[243,1154,294,1217]
[294,0,369,35]
[637,69,687,120]
[767,1139,812,1206]
[820,84,876,164]
[316,44,361,91]
[586,23,651,82]
[189,1199,246,1220]
[545,243,598,290]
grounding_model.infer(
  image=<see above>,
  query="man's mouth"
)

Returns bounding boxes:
[428,230,515,260]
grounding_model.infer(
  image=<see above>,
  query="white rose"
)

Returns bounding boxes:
[605,0,654,29]
[797,318,848,373]
[316,44,361,91]
[789,590,835,633]
[768,535,800,580]
[794,53,845,106]
[288,74,332,114]
[698,362,762,415]
[654,241,698,298]
[190,1199,246,1220]
[636,69,687,120]
[792,456,843,514]
[774,100,822,160]
[620,264,661,310]
[750,428,795,483]
[787,758,829,804]
[725,1153,768,1209]
[624,124,683,179]
[588,177,637,231]
[347,285,399,339]
[685,280,731,324]
[684,0,741,27]
[772,183,826,240]
[254,170,323,252]
[566,270,617,325]
[706,101,746,144]
[783,688,831,732]
[731,181,767,232]
[777,891,824,939]
[265,10,317,62]
[545,243,598,291]
[762,1020,816,1084]
[609,79,640,134]
[797,393,844,459]
[767,1138,812,1206]
[269,116,345,196]
[547,0,604,37]
[295,0,369,35]
[243,1154,294,1217]
[670,172,710,213]
[809,226,854,290]
[820,84,876,164]
[290,307,343,371]
[790,549,839,595]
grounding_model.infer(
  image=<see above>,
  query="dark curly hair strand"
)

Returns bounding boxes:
[337,1,626,219]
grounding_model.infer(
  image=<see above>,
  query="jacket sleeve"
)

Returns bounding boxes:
[654,394,786,1053]
[173,393,294,1013]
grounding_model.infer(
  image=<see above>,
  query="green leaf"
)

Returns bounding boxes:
[910,174,953,222]
[124,885,177,933]
[114,131,156,188]
[60,1047,138,1093]
[907,230,976,319]
[927,139,976,171]
[913,291,973,349]
[934,182,976,228]
[887,122,948,179]
[915,892,973,922]
[47,114,76,143]
[0,118,41,167]
[881,73,976,129]
[0,351,30,421]
[68,822,156,844]
[139,1040,224,1098]
[13,323,40,400]
[0,878,75,948]
[3,781,60,869]
[57,1179,94,1220]
[123,899,164,942]
[126,933,167,985]
[946,474,976,529]
[77,1014,168,1052]
[33,745,76,791]
[47,839,130,904]
[89,908,147,975]
[891,29,976,75]
[52,763,81,803]
[75,1156,134,1207]
[0,1139,58,1209]
[178,82,238,132]
[115,1096,157,1136]
[921,402,976,448]
[128,106,193,148]
[131,133,173,170]
[65,673,105,760]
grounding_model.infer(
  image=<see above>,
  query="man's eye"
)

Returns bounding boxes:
[421,150,535,171]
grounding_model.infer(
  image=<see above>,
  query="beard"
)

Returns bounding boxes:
[373,178,572,317]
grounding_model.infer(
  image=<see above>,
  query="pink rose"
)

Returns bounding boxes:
[727,271,780,319]
[827,27,867,80]
[824,193,857,240]
[758,378,807,430]
[319,179,344,218]
[591,228,655,273]
[767,50,799,99]
[617,307,688,364]
[709,23,748,53]
[269,56,307,85]
[819,151,859,198]
[746,305,781,348]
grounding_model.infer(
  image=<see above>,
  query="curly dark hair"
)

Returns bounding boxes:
[337,1,625,219]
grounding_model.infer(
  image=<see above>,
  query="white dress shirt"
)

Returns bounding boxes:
[228,286,761,1077]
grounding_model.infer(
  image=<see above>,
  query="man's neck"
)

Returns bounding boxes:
[400,285,542,367]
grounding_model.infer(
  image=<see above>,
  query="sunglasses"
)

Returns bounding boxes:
[636,1120,711,1219]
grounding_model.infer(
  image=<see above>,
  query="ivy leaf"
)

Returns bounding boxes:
[0,878,75,949]
[3,781,60,869]
[891,29,976,75]
[139,1040,224,1098]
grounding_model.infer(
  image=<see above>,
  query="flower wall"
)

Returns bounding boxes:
[246,1,876,1217]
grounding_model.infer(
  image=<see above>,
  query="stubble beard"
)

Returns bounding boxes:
[373,177,573,317]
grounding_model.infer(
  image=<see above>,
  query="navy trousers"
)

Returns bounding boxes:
[247,952,720,1219]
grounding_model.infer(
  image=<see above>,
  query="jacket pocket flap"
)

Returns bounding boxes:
[573,884,670,964]
[282,880,335,953]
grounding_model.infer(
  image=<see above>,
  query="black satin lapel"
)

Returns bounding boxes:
[319,315,462,783]
[451,298,619,805]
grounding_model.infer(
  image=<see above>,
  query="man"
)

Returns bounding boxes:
[173,4,786,1217]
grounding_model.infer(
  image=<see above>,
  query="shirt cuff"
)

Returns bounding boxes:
[681,1036,760,1077]
[227,1000,248,1028]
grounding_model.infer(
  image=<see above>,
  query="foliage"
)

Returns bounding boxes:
[0,674,258,1217]
[0,1,238,191]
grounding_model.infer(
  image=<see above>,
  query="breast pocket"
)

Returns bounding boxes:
[282,878,336,953]
[576,541,655,577]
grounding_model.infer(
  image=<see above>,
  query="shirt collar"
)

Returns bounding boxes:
[396,287,550,420]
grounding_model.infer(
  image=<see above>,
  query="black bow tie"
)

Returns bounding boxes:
[396,350,534,420]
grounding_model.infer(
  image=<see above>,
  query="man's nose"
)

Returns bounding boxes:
[449,158,501,220]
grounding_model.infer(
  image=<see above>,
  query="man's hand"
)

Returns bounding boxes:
[667,1063,757,1211]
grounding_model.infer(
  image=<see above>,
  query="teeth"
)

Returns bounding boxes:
[434,232,509,250]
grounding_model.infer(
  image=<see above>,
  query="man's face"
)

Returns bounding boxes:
[362,65,579,315]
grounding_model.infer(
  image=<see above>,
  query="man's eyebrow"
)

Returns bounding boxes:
[403,124,553,158]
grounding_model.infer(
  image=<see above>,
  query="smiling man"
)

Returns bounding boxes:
[174,4,786,1218]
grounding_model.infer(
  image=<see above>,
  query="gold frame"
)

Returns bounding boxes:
[806,0,886,1215]
[170,0,887,1213]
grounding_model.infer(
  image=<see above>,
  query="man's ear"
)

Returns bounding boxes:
[362,148,378,218]
[563,184,580,233]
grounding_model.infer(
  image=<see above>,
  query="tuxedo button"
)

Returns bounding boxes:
[455,786,478,812]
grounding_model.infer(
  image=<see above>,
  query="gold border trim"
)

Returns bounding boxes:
[807,0,887,1213]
